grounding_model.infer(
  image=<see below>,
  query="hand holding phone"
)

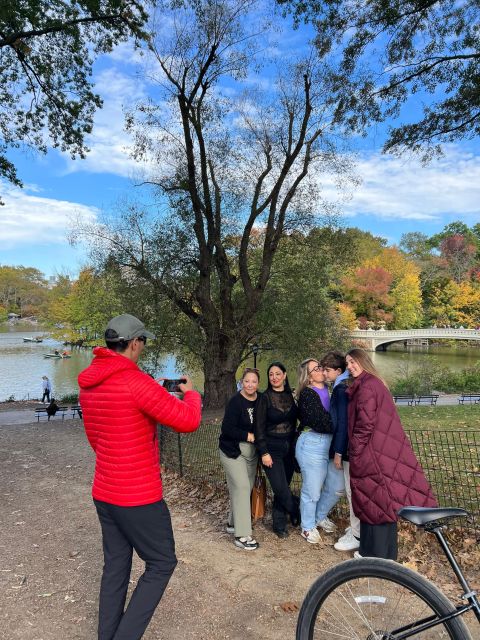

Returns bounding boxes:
[162,378,187,393]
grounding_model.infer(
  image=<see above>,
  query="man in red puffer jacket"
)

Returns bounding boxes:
[78,314,201,640]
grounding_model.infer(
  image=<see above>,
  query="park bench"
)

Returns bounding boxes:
[71,404,83,419]
[34,406,68,421]
[393,395,415,406]
[414,395,439,406]
[458,393,480,404]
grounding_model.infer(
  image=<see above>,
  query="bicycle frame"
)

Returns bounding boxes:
[430,524,480,624]
[389,523,480,638]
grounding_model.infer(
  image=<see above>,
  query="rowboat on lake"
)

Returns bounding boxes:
[43,351,71,359]
[23,337,43,343]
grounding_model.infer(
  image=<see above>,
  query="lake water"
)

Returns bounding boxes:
[0,327,180,402]
[1,326,479,401]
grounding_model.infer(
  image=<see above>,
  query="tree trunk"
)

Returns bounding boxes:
[203,368,237,410]
[202,333,242,409]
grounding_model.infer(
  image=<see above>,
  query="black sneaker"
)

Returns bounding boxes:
[234,536,259,550]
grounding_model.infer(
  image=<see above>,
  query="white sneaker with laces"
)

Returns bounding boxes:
[317,517,337,533]
[334,527,360,551]
[301,527,321,544]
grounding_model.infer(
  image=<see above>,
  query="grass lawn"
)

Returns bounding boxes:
[398,404,480,431]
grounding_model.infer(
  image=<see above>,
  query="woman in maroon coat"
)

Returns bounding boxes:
[345,348,437,560]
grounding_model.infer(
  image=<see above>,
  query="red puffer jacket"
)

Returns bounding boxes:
[346,371,437,525]
[78,347,201,506]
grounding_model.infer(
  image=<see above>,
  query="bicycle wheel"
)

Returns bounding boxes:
[296,558,472,640]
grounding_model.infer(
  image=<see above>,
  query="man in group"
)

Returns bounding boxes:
[78,313,202,640]
[322,350,360,553]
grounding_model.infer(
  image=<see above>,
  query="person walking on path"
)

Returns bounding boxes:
[41,375,51,403]
[345,348,437,561]
[255,362,299,538]
[219,367,262,551]
[78,314,201,640]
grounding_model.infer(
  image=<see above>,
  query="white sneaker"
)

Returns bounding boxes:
[225,524,235,534]
[301,528,321,544]
[334,527,360,551]
[317,517,337,533]
[353,550,363,559]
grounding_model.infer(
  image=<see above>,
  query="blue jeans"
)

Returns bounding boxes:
[296,431,338,531]
[316,459,345,522]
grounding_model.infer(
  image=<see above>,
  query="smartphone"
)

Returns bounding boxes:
[162,378,186,393]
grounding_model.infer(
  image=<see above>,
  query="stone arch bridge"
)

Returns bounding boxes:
[349,328,480,351]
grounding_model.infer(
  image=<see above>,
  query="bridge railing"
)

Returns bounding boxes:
[350,328,480,337]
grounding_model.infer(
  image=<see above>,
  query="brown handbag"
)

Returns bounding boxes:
[251,462,267,521]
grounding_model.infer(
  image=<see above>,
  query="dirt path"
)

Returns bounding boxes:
[1,419,478,640]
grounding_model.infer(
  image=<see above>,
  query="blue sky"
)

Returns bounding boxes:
[1,16,479,279]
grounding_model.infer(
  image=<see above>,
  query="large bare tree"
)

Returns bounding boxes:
[73,0,353,408]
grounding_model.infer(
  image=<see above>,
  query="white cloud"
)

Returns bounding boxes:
[341,146,480,221]
[62,67,151,178]
[0,181,99,248]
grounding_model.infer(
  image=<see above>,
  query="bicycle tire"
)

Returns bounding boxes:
[296,558,472,640]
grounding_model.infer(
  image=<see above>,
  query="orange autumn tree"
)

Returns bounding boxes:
[341,247,423,328]
[341,266,393,327]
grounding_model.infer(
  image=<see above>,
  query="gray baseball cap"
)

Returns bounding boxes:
[105,314,156,342]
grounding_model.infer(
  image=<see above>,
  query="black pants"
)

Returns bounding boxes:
[359,521,398,560]
[263,437,300,533]
[42,390,50,403]
[94,499,178,640]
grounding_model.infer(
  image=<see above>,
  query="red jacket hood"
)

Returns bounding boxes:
[78,346,139,389]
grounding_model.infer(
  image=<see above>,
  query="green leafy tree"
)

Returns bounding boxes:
[50,268,123,338]
[254,231,350,360]
[278,0,480,159]
[72,0,355,408]
[0,265,48,316]
[0,0,148,197]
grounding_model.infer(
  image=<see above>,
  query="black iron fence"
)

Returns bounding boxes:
[159,424,480,536]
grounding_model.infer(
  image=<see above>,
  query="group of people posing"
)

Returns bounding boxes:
[219,348,437,559]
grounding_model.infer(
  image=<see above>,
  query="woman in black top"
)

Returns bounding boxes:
[219,368,261,551]
[256,362,299,538]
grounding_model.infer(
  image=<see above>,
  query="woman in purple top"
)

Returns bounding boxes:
[295,358,338,544]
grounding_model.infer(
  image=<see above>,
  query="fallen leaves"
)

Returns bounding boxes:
[280,601,299,613]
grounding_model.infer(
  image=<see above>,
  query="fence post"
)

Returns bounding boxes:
[177,433,184,477]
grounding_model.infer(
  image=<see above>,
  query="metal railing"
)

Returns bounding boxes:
[158,424,479,536]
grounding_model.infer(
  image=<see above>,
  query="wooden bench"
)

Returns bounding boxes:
[458,393,480,404]
[71,405,83,419]
[414,395,439,406]
[393,395,415,406]
[34,406,68,421]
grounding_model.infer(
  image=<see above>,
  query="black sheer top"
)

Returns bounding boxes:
[255,388,298,456]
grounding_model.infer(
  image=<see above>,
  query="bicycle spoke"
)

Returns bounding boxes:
[311,577,455,639]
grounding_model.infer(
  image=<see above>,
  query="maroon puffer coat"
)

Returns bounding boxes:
[346,371,437,524]
[78,347,201,507]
